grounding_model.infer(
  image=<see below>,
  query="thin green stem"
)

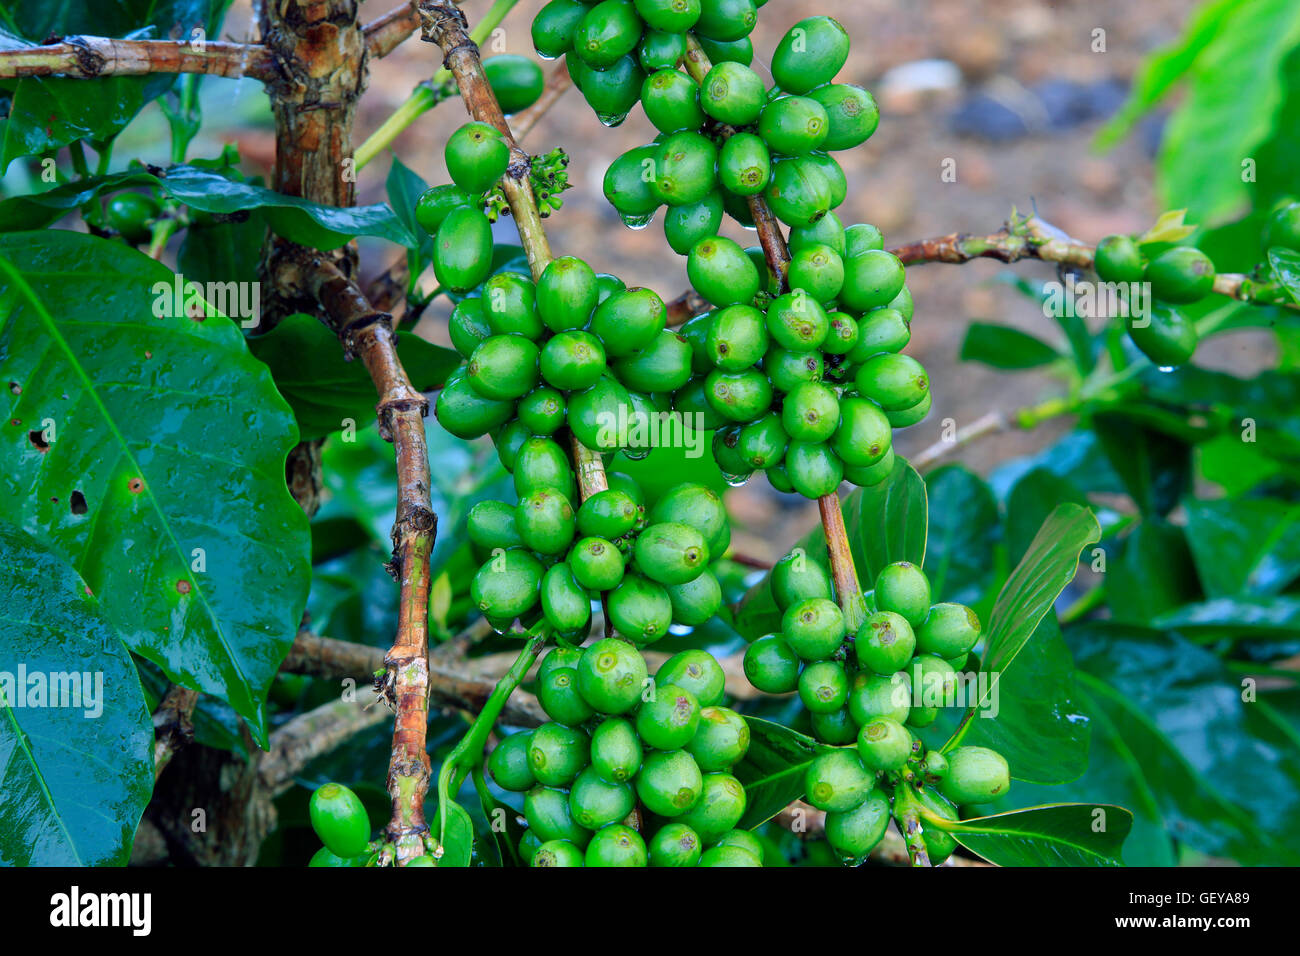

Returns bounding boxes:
[355,0,522,170]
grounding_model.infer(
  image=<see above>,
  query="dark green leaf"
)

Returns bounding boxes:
[437,801,475,867]
[0,231,311,742]
[1107,518,1201,624]
[734,718,823,829]
[176,212,265,289]
[1184,498,1300,597]
[1156,595,1300,638]
[923,465,999,606]
[1092,412,1191,515]
[1004,467,1088,563]
[247,313,459,441]
[931,803,1132,867]
[945,504,1100,756]
[959,321,1060,369]
[1268,247,1300,304]
[0,523,153,866]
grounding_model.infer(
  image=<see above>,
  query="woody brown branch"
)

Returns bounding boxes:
[510,60,573,142]
[363,2,423,59]
[152,685,200,780]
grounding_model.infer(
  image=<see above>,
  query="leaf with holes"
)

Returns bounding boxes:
[0,230,311,743]
[0,522,153,866]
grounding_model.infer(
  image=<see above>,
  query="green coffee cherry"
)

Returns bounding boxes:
[767,292,830,351]
[916,602,982,658]
[841,250,906,313]
[802,152,847,208]
[532,0,587,59]
[874,562,931,627]
[591,717,643,783]
[532,839,586,867]
[736,413,789,469]
[686,706,750,770]
[718,134,771,200]
[415,184,472,236]
[586,824,647,867]
[634,0,701,32]
[702,62,766,126]
[309,847,360,867]
[695,34,754,65]
[857,716,912,771]
[537,256,598,332]
[309,783,370,859]
[637,683,702,750]
[517,387,565,435]
[578,637,649,713]
[855,352,928,411]
[604,144,663,219]
[1264,201,1300,251]
[615,330,693,393]
[608,574,674,643]
[484,54,546,113]
[529,721,590,786]
[449,297,491,358]
[782,382,840,443]
[705,368,773,422]
[851,307,910,360]
[824,786,890,859]
[636,749,704,817]
[467,336,538,401]
[855,610,916,675]
[569,766,636,830]
[525,786,591,846]
[488,731,537,792]
[771,16,850,94]
[495,420,531,471]
[714,828,764,861]
[908,654,957,715]
[634,521,709,585]
[788,243,845,303]
[807,84,879,151]
[759,96,830,156]
[482,273,542,339]
[591,287,667,356]
[886,391,931,429]
[810,707,858,745]
[641,69,705,134]
[676,772,747,843]
[445,122,509,194]
[574,0,643,69]
[472,548,543,618]
[655,649,727,708]
[770,552,833,610]
[786,441,844,498]
[689,236,763,307]
[1094,234,1144,283]
[663,571,723,626]
[468,499,524,554]
[639,29,688,71]
[514,436,575,498]
[765,158,833,228]
[799,660,849,714]
[436,374,515,440]
[849,671,911,725]
[569,536,626,590]
[804,748,874,812]
[1127,303,1198,368]
[538,665,596,725]
[940,745,1011,805]
[743,634,802,693]
[648,823,702,866]
[539,646,583,681]
[844,222,885,256]
[664,192,724,255]
[651,131,718,207]
[791,211,847,257]
[707,304,768,370]
[831,397,891,467]
[695,0,757,41]
[433,206,494,293]
[106,193,160,243]
[823,313,860,356]
[577,489,638,539]
[568,375,635,451]
[537,331,603,391]
[1145,246,1215,304]
[783,597,846,660]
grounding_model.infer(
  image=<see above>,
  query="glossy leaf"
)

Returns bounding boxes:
[930,803,1132,867]
[247,313,459,441]
[1004,467,1088,564]
[0,523,153,866]
[1092,413,1191,516]
[176,213,265,290]
[0,231,311,741]
[1184,498,1300,598]
[959,322,1059,369]
[923,465,1000,607]
[0,167,416,250]
[734,718,823,829]
[1107,518,1201,624]
[945,503,1100,756]
[1156,595,1300,639]
[437,800,475,867]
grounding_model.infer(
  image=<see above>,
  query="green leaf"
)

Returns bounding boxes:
[1066,623,1300,864]
[386,156,433,255]
[732,459,927,639]
[1004,467,1088,563]
[930,804,1132,867]
[923,465,1000,606]
[0,231,311,742]
[959,322,1060,369]
[0,523,154,866]
[1184,498,1300,597]
[1155,595,1300,638]
[1268,247,1300,304]
[0,167,416,250]
[1136,209,1198,246]
[945,503,1100,756]
[957,615,1090,785]
[176,212,265,290]
[1093,0,1244,148]
[0,1,226,41]
[1092,413,1192,516]
[1107,518,1201,625]
[436,800,475,867]
[247,313,460,441]
[733,718,823,829]
[1155,0,1300,222]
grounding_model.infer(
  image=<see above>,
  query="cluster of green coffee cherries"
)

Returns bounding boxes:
[1094,234,1216,370]
[742,550,1010,862]
[489,644,762,866]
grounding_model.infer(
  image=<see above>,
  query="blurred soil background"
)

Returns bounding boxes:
[172,0,1236,562]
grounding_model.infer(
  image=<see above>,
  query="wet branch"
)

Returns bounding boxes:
[0,36,276,81]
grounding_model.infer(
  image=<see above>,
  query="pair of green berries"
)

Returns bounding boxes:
[490,643,762,866]
[1094,233,1213,369]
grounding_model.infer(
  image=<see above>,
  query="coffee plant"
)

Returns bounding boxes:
[1,0,1297,870]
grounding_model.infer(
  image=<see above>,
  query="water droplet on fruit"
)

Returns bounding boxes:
[721,472,751,488]
[597,111,630,128]
[619,212,654,230]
